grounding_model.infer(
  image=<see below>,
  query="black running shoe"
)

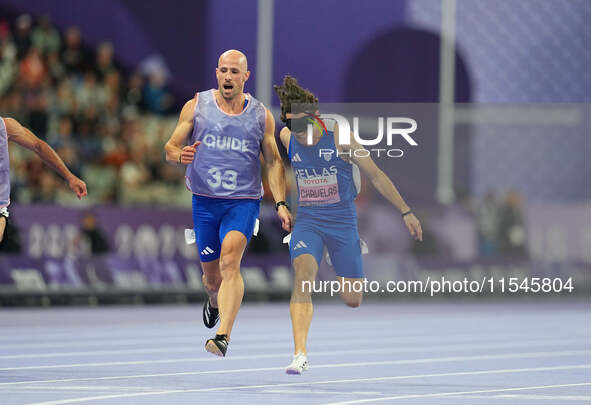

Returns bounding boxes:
[202,299,219,329]
[205,334,228,357]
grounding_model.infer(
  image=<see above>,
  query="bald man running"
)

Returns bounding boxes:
[165,50,292,357]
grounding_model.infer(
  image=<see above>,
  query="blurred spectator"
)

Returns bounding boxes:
[76,71,107,111]
[123,72,145,114]
[26,91,49,137]
[0,20,17,96]
[143,69,173,115]
[104,70,122,101]
[31,170,58,203]
[46,50,66,83]
[498,190,527,258]
[101,132,129,169]
[78,105,100,138]
[1,91,25,124]
[55,143,80,177]
[80,211,110,254]
[48,115,75,148]
[103,90,122,135]
[477,190,500,258]
[52,78,77,117]
[94,41,118,81]
[78,113,103,164]
[13,14,32,59]
[61,26,88,74]
[19,47,45,88]
[119,144,150,204]
[31,15,60,56]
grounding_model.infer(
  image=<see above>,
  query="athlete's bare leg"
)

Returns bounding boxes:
[338,277,363,308]
[201,260,221,307]
[215,230,248,339]
[290,254,318,355]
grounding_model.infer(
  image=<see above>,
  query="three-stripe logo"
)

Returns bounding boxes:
[293,241,308,250]
[201,246,215,255]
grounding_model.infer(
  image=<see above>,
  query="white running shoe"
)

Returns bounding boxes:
[285,353,309,375]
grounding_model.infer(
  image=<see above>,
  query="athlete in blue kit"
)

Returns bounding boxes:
[165,50,292,357]
[274,76,422,374]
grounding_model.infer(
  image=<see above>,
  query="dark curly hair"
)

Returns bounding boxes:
[273,75,318,123]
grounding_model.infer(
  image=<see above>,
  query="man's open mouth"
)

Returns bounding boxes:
[223,84,234,90]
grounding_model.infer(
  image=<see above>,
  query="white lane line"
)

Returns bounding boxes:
[2,339,591,372]
[0,334,494,358]
[2,332,488,356]
[24,367,591,405]
[3,385,158,392]
[0,366,282,387]
[0,332,452,349]
[2,320,583,346]
[1,352,590,389]
[1,330,557,350]
[4,388,378,395]
[0,320,410,343]
[0,330,197,343]
[421,394,567,400]
[322,382,591,405]
[2,335,589,360]
[0,347,198,360]
[499,394,591,401]
[261,390,382,395]
[0,337,198,351]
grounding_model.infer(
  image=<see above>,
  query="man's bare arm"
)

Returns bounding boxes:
[279,126,291,150]
[261,110,285,202]
[7,117,74,182]
[261,110,292,231]
[334,124,408,212]
[5,117,87,198]
[164,98,199,164]
[0,215,6,243]
[334,123,422,240]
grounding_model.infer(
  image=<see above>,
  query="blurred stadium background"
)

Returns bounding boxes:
[0,0,590,305]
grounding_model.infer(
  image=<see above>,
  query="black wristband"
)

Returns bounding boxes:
[401,210,413,218]
[275,201,288,211]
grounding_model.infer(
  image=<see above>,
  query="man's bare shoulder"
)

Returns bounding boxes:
[185,97,197,110]
[178,97,198,122]
[2,117,21,138]
[279,126,291,148]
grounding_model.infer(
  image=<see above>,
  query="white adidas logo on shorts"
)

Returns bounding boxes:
[201,246,215,255]
[293,241,308,250]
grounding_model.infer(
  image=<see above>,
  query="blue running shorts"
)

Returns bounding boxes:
[192,194,260,262]
[289,202,363,278]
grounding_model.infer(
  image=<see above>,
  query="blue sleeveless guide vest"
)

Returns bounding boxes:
[0,118,10,207]
[185,90,266,199]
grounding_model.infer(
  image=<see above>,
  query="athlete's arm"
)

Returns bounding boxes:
[334,123,422,241]
[279,126,291,150]
[5,118,87,199]
[164,98,200,164]
[0,213,6,243]
[262,109,293,232]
